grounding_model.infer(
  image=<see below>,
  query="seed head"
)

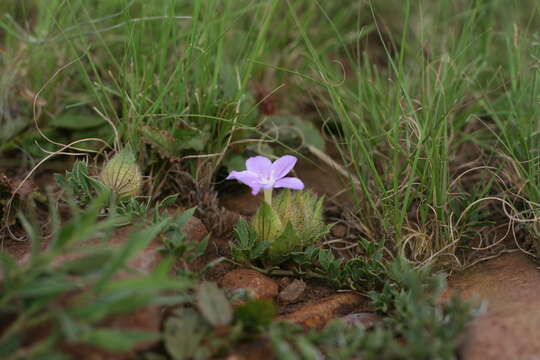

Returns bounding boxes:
[100,147,142,198]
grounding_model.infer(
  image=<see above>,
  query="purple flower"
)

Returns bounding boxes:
[226,155,304,195]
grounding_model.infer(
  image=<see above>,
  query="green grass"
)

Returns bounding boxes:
[1,0,540,358]
[285,0,540,265]
[0,0,537,290]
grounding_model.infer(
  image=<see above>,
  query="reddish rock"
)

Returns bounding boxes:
[60,306,162,360]
[279,279,306,304]
[450,253,540,360]
[340,312,382,329]
[183,216,209,243]
[125,215,208,273]
[278,293,367,329]
[221,269,278,300]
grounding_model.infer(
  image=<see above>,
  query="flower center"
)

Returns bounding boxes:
[259,175,275,185]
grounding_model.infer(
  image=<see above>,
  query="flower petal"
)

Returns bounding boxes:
[250,184,263,195]
[273,177,304,190]
[271,155,298,179]
[227,170,261,189]
[246,156,272,177]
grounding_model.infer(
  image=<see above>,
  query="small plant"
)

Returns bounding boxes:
[56,147,142,207]
[228,155,330,265]
[253,190,329,264]
[163,281,276,360]
[54,160,101,205]
[290,239,387,289]
[55,156,175,225]
[0,195,192,359]
[268,259,473,360]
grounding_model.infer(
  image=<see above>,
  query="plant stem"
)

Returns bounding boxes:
[263,188,272,206]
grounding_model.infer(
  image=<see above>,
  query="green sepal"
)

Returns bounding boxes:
[266,221,302,264]
[251,200,283,243]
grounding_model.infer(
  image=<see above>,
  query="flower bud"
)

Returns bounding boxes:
[100,147,142,198]
[250,190,329,264]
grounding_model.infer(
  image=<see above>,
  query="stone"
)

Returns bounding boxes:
[449,253,540,360]
[221,269,278,300]
[183,216,209,243]
[340,312,382,329]
[278,293,367,329]
[278,279,306,304]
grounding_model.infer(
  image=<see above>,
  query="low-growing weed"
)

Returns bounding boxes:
[269,259,472,360]
[0,195,194,358]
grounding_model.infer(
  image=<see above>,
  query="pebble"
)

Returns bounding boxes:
[279,279,306,303]
[221,269,278,300]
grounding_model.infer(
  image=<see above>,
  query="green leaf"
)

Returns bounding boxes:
[158,194,179,209]
[234,298,276,330]
[95,217,171,290]
[141,126,208,159]
[234,217,256,247]
[195,282,232,327]
[189,234,209,261]
[0,116,27,143]
[59,312,82,342]
[18,275,79,298]
[265,115,325,151]
[49,113,106,130]
[56,250,113,275]
[172,128,208,151]
[251,201,283,243]
[177,207,196,232]
[52,194,109,251]
[164,309,209,360]
[318,249,334,270]
[82,328,158,352]
[250,240,271,260]
[266,222,301,264]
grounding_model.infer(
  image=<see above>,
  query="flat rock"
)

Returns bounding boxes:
[182,215,209,243]
[221,269,278,300]
[279,279,306,304]
[340,312,382,329]
[278,293,366,329]
[449,253,540,360]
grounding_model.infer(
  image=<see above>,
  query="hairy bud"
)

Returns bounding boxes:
[100,147,142,198]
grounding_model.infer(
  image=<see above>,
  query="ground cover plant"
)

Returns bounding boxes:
[1,0,539,359]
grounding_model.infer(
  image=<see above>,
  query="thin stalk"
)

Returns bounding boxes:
[264,188,272,206]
